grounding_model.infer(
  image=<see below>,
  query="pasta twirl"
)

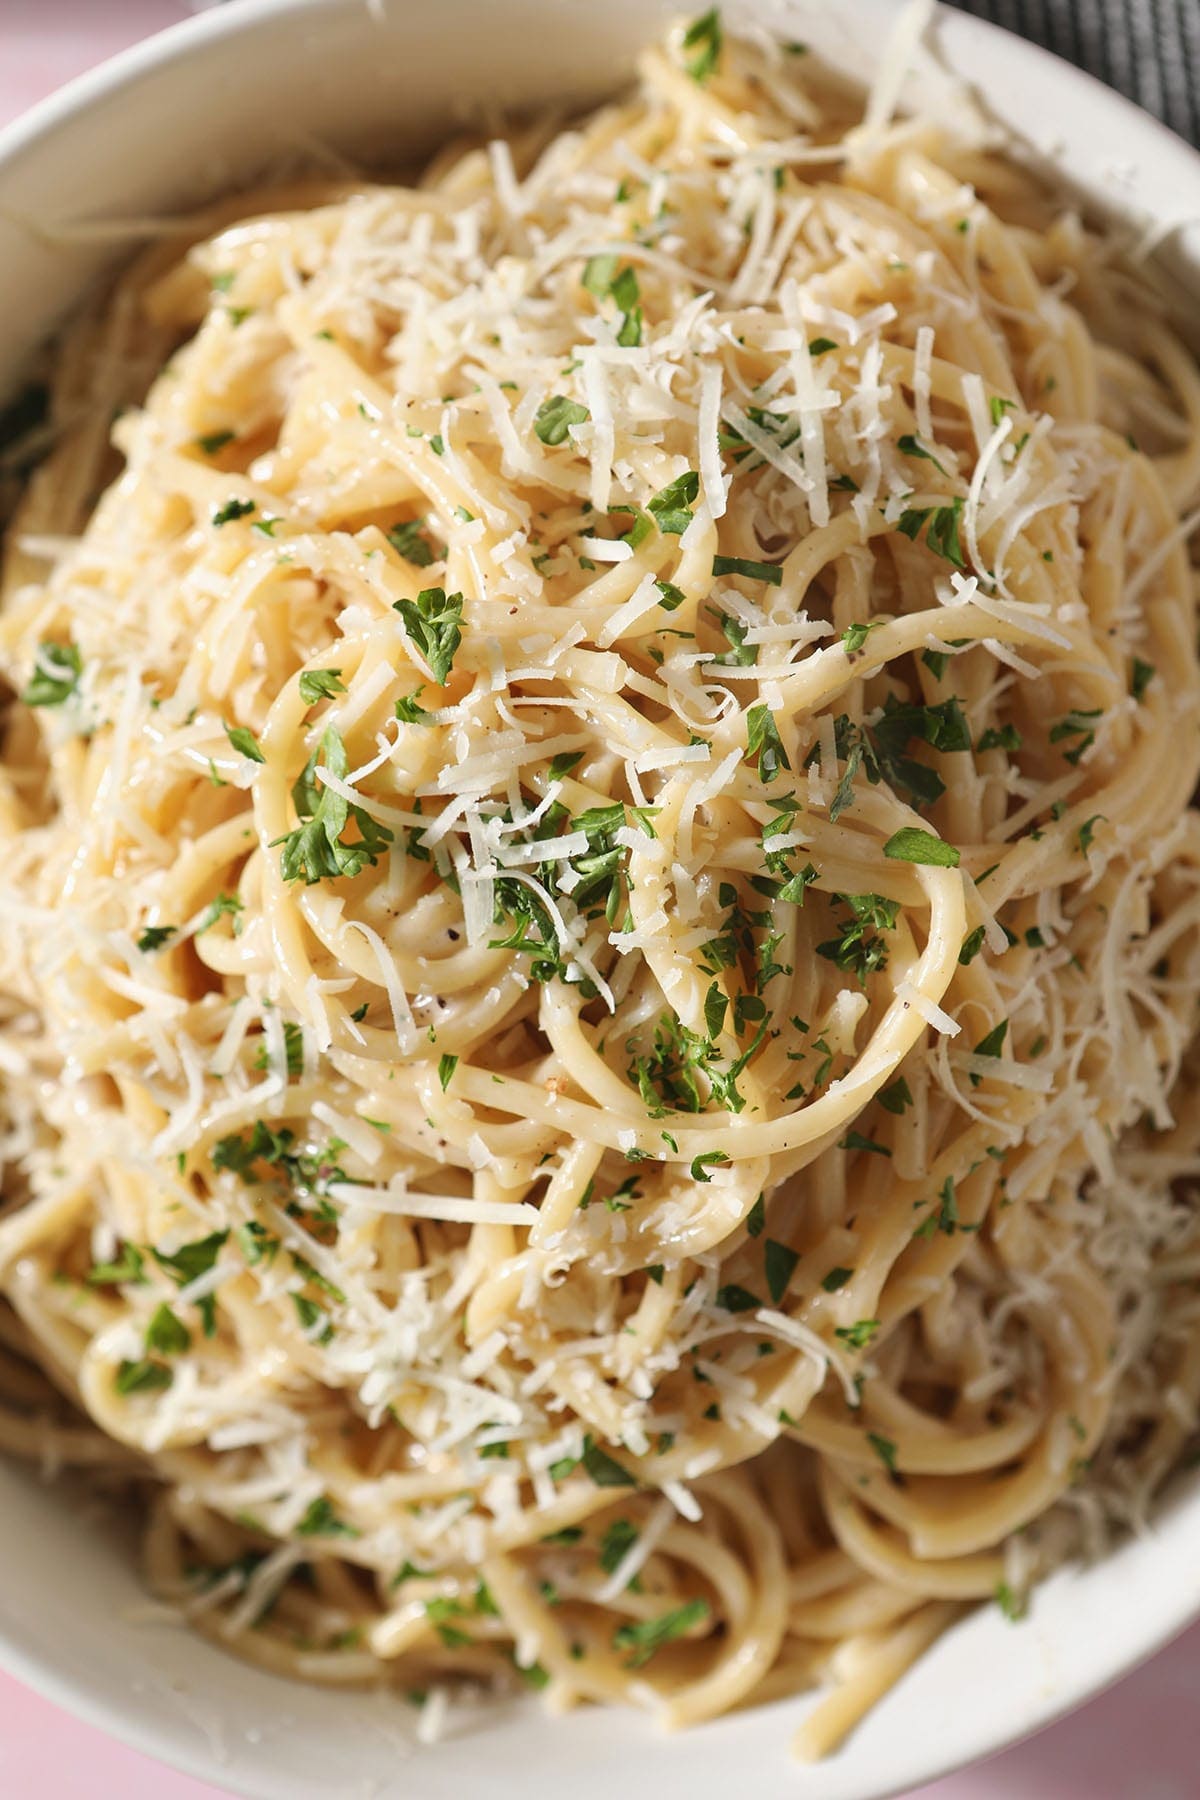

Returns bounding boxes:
[1,13,1200,1757]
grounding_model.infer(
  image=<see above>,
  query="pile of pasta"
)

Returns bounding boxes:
[1,11,1199,1757]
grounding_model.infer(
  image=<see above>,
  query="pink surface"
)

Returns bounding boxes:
[0,7,1197,1797]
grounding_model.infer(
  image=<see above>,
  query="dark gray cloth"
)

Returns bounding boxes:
[946,0,1200,144]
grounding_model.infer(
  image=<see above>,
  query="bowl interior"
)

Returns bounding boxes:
[1,3,1199,1797]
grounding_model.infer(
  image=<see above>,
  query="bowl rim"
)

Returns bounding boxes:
[1,3,1200,1797]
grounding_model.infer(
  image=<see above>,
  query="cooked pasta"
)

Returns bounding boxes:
[1,9,1199,1758]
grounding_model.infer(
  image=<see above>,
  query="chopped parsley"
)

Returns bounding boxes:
[298,668,346,707]
[194,891,244,936]
[745,704,790,783]
[994,1582,1027,1622]
[274,725,393,884]
[821,697,970,821]
[581,255,643,345]
[816,892,900,983]
[958,925,986,965]
[393,586,464,686]
[534,395,590,445]
[88,1245,146,1286]
[834,1319,880,1349]
[598,1518,640,1578]
[712,554,782,586]
[1130,657,1156,703]
[897,495,966,568]
[1048,707,1102,765]
[116,1359,173,1397]
[882,826,960,867]
[581,1434,638,1488]
[897,433,947,474]
[136,925,176,953]
[211,497,255,526]
[296,1497,359,1539]
[877,1076,913,1114]
[394,688,433,724]
[613,1598,709,1667]
[970,1018,1008,1084]
[386,518,440,567]
[839,1129,892,1157]
[867,1432,898,1473]
[821,1267,853,1293]
[681,7,722,82]
[976,723,1022,753]
[715,1283,761,1313]
[145,1302,191,1356]
[437,1053,458,1091]
[225,722,265,762]
[647,470,699,535]
[841,620,880,655]
[151,1230,229,1336]
[23,641,81,708]
[765,1238,799,1305]
[1077,814,1105,854]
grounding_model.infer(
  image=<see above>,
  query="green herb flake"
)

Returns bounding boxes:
[437,1053,458,1091]
[765,1239,799,1305]
[274,725,393,884]
[393,586,464,686]
[897,433,947,474]
[745,704,790,783]
[877,1076,913,1116]
[581,1434,638,1489]
[534,395,590,446]
[690,1150,729,1183]
[1130,658,1156,703]
[613,1598,709,1667]
[976,723,1022,753]
[115,1359,173,1397]
[970,1018,1008,1085]
[821,1266,853,1293]
[225,722,265,763]
[145,1302,191,1356]
[87,1245,146,1286]
[296,1497,359,1539]
[386,518,439,567]
[194,891,243,936]
[867,1432,898,1473]
[1077,814,1105,855]
[841,620,880,655]
[136,925,176,954]
[394,688,433,725]
[712,554,783,587]
[715,1283,762,1313]
[23,641,82,708]
[681,8,722,82]
[994,1581,1027,1622]
[883,826,960,867]
[834,1319,880,1349]
[298,668,346,707]
[647,470,699,535]
[212,497,256,527]
[838,1129,892,1157]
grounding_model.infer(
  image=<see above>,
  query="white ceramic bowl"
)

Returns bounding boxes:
[1,4,1199,1795]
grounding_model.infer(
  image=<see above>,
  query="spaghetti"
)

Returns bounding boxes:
[1,10,1200,1757]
